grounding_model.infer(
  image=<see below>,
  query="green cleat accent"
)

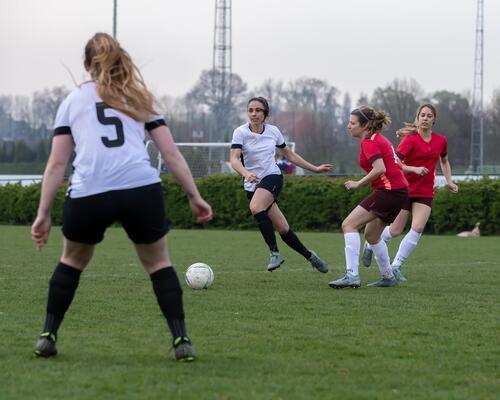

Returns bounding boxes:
[392,267,407,282]
[33,332,57,358]
[308,250,329,273]
[328,272,361,289]
[173,337,196,362]
[367,276,398,287]
[267,251,285,271]
[361,241,373,267]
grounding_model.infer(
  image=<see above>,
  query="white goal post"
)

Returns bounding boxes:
[145,141,296,178]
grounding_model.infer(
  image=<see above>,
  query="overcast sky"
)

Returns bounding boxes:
[1,0,499,104]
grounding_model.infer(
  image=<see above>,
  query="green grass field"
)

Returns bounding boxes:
[1,225,499,400]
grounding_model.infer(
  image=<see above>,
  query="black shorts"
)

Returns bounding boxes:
[359,188,408,224]
[62,183,170,245]
[401,197,433,211]
[245,174,284,201]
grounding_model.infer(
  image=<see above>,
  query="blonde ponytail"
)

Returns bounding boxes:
[84,33,156,121]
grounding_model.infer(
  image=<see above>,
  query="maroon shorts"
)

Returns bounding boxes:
[401,197,433,211]
[359,188,408,224]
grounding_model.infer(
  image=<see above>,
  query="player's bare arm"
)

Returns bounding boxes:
[279,146,333,173]
[150,125,213,222]
[32,135,74,250]
[230,148,259,182]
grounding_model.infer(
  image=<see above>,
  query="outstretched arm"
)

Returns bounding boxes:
[150,125,212,223]
[279,146,333,173]
[32,135,74,250]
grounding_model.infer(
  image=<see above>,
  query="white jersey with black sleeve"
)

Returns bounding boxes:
[231,123,286,192]
[53,81,163,198]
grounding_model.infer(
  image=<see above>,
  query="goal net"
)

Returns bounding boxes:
[145,141,296,178]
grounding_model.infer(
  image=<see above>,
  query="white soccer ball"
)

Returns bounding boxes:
[185,263,214,290]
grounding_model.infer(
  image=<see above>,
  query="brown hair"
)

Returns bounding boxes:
[414,103,437,125]
[84,33,156,121]
[247,97,270,118]
[351,105,391,133]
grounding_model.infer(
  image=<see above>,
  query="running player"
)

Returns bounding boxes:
[361,104,458,281]
[329,106,408,288]
[31,33,212,361]
[230,97,333,272]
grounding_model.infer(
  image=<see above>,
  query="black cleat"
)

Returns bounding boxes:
[33,332,57,358]
[173,336,196,362]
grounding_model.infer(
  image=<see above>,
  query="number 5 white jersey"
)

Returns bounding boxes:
[53,81,162,198]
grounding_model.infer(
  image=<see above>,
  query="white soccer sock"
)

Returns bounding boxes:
[381,226,393,242]
[370,240,393,278]
[344,232,360,276]
[366,226,393,250]
[392,229,422,268]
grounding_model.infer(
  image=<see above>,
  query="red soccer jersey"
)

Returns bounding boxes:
[396,132,447,198]
[359,133,408,190]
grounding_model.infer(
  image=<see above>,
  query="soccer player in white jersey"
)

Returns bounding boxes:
[230,97,333,272]
[31,33,212,361]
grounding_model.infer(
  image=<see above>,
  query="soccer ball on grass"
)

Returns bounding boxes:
[185,263,214,290]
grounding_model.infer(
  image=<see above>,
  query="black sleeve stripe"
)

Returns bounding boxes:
[231,144,243,149]
[276,142,286,148]
[54,126,72,136]
[396,152,405,160]
[368,154,382,164]
[440,152,447,158]
[145,119,167,132]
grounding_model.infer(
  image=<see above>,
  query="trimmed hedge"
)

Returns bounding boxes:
[1,175,499,235]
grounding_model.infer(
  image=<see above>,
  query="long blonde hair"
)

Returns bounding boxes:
[84,33,156,121]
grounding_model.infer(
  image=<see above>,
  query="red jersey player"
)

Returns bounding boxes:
[362,104,458,281]
[329,105,408,289]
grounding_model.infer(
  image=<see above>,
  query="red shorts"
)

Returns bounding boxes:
[359,188,408,224]
[401,197,433,211]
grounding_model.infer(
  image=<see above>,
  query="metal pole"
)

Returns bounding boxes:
[113,0,117,38]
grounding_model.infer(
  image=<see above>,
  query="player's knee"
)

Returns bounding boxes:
[60,256,90,271]
[364,231,380,244]
[249,203,264,215]
[276,223,289,235]
[411,225,425,234]
[341,220,355,233]
[391,226,404,237]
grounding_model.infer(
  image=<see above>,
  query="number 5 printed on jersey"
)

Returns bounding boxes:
[96,102,125,148]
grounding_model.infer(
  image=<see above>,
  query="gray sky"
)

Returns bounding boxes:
[1,0,499,104]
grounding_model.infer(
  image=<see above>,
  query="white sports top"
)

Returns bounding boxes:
[53,82,163,198]
[231,123,286,192]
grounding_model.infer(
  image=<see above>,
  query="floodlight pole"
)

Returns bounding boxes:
[113,0,118,38]
[469,0,484,173]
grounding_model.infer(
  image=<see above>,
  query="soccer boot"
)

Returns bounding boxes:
[308,250,329,273]
[392,266,407,282]
[328,272,361,289]
[361,241,373,267]
[33,332,57,358]
[267,251,285,271]
[173,336,196,362]
[367,275,398,287]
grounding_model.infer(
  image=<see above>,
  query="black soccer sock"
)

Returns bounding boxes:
[150,267,187,339]
[254,211,278,252]
[43,262,82,336]
[280,229,312,259]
